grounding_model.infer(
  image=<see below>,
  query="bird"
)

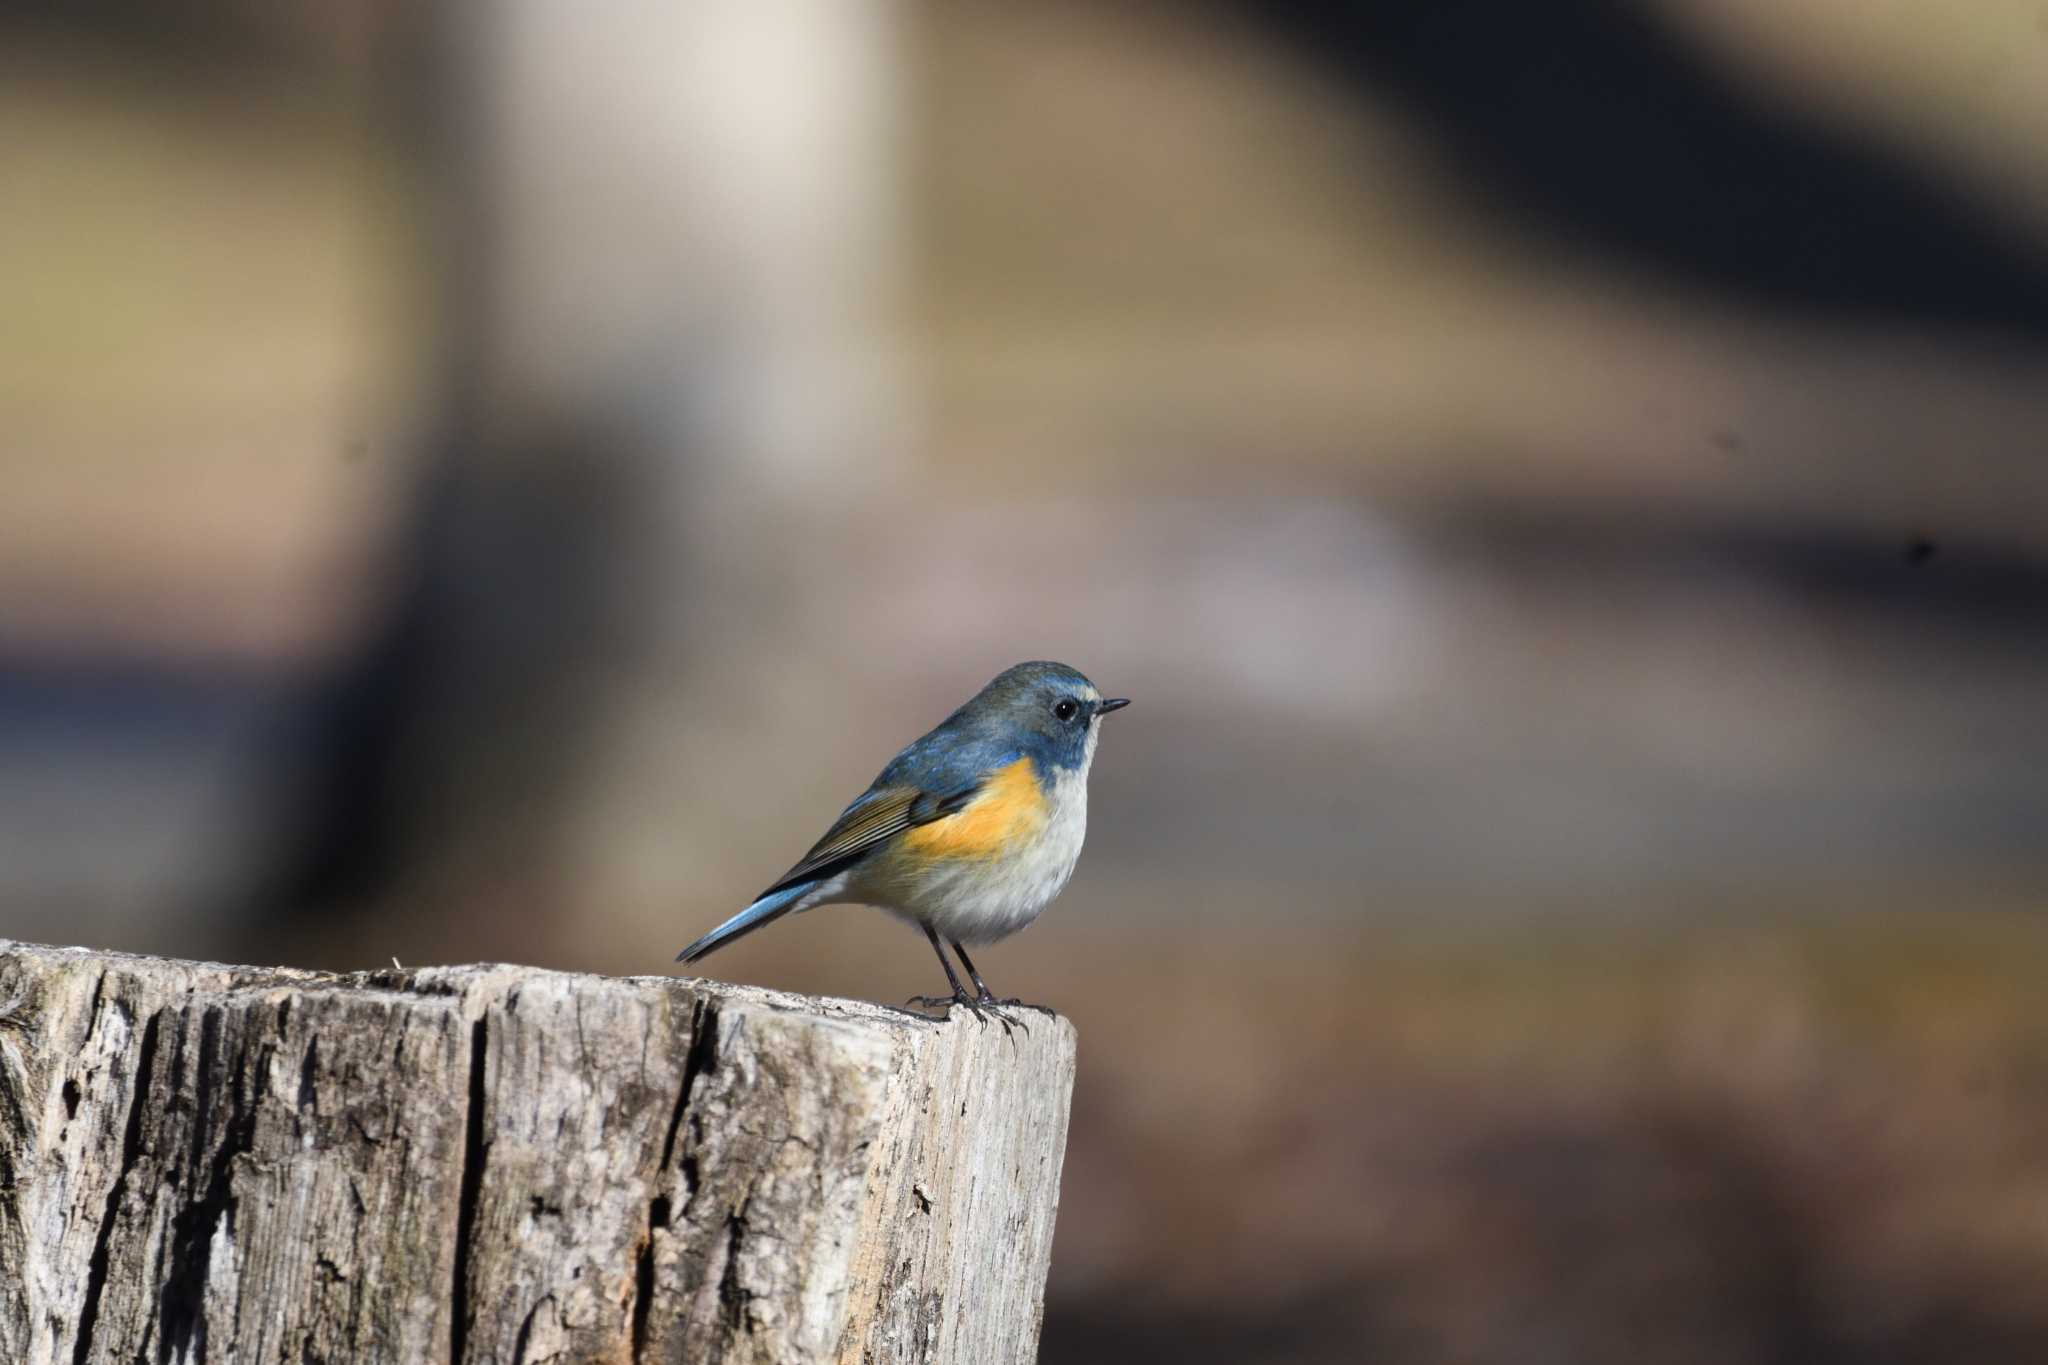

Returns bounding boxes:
[675,661,1128,1020]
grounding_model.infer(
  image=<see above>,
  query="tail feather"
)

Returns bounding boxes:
[675,883,811,964]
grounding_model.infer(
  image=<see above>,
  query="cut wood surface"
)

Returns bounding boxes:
[0,940,1076,1364]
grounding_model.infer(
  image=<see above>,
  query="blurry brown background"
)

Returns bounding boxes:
[6,2,2048,1361]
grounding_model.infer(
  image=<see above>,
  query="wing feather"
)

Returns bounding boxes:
[756,779,980,898]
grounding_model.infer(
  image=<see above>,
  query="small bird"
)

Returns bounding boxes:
[676,661,1128,1019]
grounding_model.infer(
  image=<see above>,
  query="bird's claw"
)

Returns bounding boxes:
[905,992,1028,1037]
[985,996,1058,1018]
[905,992,986,1027]
[968,992,1033,1035]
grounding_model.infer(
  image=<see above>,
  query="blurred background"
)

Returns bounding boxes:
[6,1,2048,1360]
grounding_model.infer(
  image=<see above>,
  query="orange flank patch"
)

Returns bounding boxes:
[900,758,1048,862]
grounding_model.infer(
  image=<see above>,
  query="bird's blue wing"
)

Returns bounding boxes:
[753,776,981,901]
[676,773,986,964]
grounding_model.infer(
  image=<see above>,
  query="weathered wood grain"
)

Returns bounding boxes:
[0,940,1075,1364]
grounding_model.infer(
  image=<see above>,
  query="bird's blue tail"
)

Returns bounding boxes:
[675,883,812,964]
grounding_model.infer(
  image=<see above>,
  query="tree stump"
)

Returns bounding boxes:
[0,940,1076,1364]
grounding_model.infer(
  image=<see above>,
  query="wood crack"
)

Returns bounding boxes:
[717,1204,751,1337]
[72,1007,160,1365]
[449,1016,489,1365]
[159,1007,266,1364]
[629,1000,717,1363]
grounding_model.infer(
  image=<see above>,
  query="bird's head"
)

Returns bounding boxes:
[965,661,1129,770]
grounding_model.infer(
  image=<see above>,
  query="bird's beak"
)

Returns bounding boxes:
[1096,697,1131,716]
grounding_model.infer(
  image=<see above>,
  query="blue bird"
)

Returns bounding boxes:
[676,662,1128,1018]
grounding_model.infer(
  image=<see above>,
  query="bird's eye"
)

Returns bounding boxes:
[1053,698,1079,722]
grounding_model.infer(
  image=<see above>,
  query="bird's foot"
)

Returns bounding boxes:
[970,990,1033,1036]
[983,995,1059,1018]
[906,990,1028,1037]
[905,990,989,1026]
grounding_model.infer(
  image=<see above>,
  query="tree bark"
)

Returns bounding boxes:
[0,939,1075,1364]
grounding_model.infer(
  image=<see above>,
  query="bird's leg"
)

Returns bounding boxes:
[943,940,1024,1038]
[949,940,1002,1005]
[950,941,1052,1029]
[907,925,987,1024]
